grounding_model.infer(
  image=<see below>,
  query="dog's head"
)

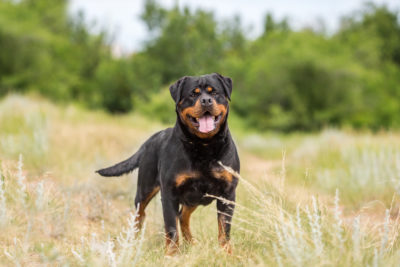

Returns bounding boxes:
[170,73,232,139]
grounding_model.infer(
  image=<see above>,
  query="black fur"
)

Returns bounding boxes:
[96,73,240,253]
[96,145,144,176]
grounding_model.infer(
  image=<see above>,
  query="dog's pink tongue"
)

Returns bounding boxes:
[198,115,215,133]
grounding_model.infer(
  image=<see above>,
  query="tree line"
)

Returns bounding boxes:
[1,0,399,131]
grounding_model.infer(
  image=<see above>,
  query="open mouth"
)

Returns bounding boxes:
[188,112,222,133]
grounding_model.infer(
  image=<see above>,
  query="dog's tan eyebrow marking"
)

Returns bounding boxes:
[207,86,213,92]
[194,88,201,94]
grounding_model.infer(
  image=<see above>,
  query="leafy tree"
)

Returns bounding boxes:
[339,3,400,65]
[337,3,400,129]
[1,0,400,131]
[94,59,135,113]
[263,13,290,36]
[138,0,224,84]
[229,30,362,131]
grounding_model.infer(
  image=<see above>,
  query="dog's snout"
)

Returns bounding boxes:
[200,95,213,107]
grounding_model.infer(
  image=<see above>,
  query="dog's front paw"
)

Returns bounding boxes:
[165,241,180,256]
[219,241,232,254]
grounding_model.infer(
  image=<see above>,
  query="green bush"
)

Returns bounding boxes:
[1,0,400,131]
[228,31,362,131]
[135,88,175,125]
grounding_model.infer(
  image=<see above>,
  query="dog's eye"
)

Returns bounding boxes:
[191,88,201,97]
[207,86,217,95]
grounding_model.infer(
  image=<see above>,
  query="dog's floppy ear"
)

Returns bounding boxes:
[169,76,188,103]
[214,73,233,101]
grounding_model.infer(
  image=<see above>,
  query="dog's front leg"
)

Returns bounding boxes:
[216,192,236,254]
[161,192,180,255]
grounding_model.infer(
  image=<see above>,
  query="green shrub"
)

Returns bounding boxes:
[135,88,175,125]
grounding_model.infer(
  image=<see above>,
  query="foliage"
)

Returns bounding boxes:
[1,0,400,130]
[0,0,131,112]
[229,31,362,131]
[137,1,225,84]
[134,88,176,125]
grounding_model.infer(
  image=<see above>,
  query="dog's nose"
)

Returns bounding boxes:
[200,95,213,107]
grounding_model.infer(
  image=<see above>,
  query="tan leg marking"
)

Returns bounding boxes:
[218,215,232,254]
[179,205,197,243]
[135,186,160,229]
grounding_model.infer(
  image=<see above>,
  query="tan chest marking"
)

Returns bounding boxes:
[175,169,233,187]
[211,169,233,183]
[175,172,200,187]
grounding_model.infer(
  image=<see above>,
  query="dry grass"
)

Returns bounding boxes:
[1,94,399,266]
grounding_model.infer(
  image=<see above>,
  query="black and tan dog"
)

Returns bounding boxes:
[96,73,240,254]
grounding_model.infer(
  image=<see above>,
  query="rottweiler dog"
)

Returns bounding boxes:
[96,73,240,255]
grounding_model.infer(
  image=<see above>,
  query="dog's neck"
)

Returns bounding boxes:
[174,115,230,157]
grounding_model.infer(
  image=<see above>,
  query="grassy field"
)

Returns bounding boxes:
[1,95,399,266]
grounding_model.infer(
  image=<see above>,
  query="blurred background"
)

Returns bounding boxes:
[2,1,400,265]
[1,0,400,132]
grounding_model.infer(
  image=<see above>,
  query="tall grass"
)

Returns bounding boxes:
[0,95,48,166]
[1,154,399,266]
[0,95,399,266]
[250,129,400,205]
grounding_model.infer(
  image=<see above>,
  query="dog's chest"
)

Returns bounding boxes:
[173,168,233,206]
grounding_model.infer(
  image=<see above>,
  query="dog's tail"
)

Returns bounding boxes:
[96,146,144,177]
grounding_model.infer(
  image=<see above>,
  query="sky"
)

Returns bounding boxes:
[68,0,400,54]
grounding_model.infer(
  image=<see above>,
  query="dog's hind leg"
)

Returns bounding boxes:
[133,153,160,230]
[134,186,160,230]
